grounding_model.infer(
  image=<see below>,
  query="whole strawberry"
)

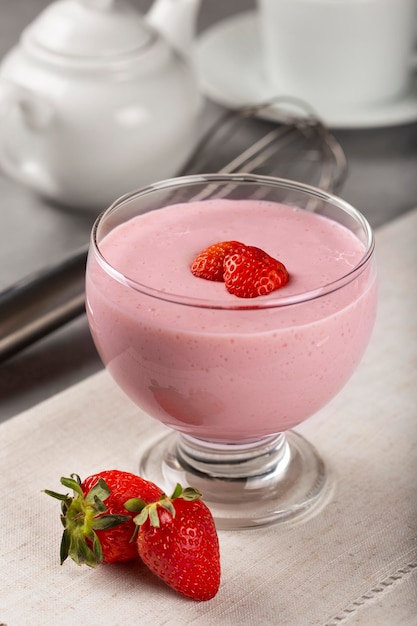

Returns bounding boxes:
[125,484,221,601]
[44,470,163,566]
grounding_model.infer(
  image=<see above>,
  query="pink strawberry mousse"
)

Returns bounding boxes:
[86,199,377,443]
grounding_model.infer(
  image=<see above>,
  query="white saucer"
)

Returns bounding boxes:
[195,11,417,129]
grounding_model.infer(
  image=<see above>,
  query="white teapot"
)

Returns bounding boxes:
[0,0,202,210]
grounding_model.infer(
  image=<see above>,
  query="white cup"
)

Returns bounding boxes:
[257,0,417,108]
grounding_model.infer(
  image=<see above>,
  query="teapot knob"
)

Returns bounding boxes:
[146,0,201,58]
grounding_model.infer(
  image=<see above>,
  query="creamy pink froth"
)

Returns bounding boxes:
[86,199,377,442]
[95,200,365,302]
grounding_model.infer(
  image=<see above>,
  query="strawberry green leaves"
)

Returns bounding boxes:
[125,483,201,528]
[45,474,130,567]
[44,470,163,566]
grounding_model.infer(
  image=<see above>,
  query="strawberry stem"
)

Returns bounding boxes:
[44,475,130,567]
[126,483,202,529]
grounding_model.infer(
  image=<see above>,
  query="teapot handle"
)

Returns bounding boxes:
[0,80,55,193]
[79,0,115,9]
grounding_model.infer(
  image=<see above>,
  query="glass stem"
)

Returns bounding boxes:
[176,433,290,479]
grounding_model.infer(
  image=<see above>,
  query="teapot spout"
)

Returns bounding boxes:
[146,0,201,58]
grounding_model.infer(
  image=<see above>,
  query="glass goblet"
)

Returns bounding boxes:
[85,174,377,529]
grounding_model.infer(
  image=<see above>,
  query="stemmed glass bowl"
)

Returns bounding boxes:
[85,173,377,529]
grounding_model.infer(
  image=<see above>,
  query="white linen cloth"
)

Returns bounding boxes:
[1,208,416,626]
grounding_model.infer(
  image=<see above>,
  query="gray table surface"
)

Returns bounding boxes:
[1,0,417,422]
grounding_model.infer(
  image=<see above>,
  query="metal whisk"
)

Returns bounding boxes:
[180,97,347,192]
[0,100,347,361]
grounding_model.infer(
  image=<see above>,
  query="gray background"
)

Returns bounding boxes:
[1,0,416,421]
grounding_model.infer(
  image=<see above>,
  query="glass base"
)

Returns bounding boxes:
[139,430,331,530]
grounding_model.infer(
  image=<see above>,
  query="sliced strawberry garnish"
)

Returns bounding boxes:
[190,240,289,298]
[223,245,289,298]
[190,240,245,281]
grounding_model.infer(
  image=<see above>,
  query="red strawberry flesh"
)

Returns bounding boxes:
[190,240,289,298]
[137,498,220,601]
[190,240,245,281]
[224,245,289,298]
[81,471,163,564]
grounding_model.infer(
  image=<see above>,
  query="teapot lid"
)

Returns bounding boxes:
[23,0,155,58]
